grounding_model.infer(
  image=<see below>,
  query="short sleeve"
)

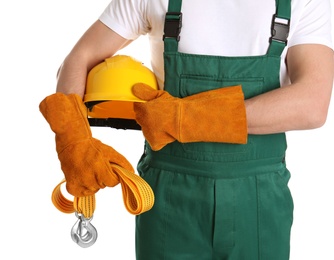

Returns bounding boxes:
[99,0,150,40]
[289,0,333,49]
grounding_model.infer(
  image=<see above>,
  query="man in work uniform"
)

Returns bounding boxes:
[40,0,333,259]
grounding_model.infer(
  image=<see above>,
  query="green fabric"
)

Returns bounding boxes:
[136,155,293,259]
[276,0,291,19]
[136,0,293,259]
[166,0,182,13]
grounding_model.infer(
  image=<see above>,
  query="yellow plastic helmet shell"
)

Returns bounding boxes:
[84,55,158,120]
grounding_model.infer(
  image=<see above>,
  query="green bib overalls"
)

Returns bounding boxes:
[136,0,294,259]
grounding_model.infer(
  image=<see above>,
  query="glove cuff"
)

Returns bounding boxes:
[180,86,248,144]
[39,93,92,153]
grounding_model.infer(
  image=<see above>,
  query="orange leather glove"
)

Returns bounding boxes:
[39,93,134,197]
[132,84,248,151]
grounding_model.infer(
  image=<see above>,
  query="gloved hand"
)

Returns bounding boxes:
[39,93,134,197]
[132,83,248,151]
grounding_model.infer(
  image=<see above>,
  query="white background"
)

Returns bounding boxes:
[1,0,333,259]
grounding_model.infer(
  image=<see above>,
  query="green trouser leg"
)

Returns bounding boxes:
[136,151,293,260]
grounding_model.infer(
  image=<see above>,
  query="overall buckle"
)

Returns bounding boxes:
[270,15,290,44]
[163,12,182,41]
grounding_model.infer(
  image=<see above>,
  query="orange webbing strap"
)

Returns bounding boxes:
[51,164,154,218]
[111,164,155,215]
[51,179,96,218]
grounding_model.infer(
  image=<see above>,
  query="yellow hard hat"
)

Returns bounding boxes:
[84,55,158,129]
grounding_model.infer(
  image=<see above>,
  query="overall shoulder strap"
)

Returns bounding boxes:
[167,0,182,12]
[267,0,291,56]
[163,0,183,52]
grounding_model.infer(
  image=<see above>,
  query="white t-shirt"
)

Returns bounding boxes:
[99,0,333,88]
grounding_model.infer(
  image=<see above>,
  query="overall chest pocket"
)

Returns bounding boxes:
[179,75,264,99]
[177,75,264,157]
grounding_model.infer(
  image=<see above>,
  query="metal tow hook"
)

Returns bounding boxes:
[71,212,98,248]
